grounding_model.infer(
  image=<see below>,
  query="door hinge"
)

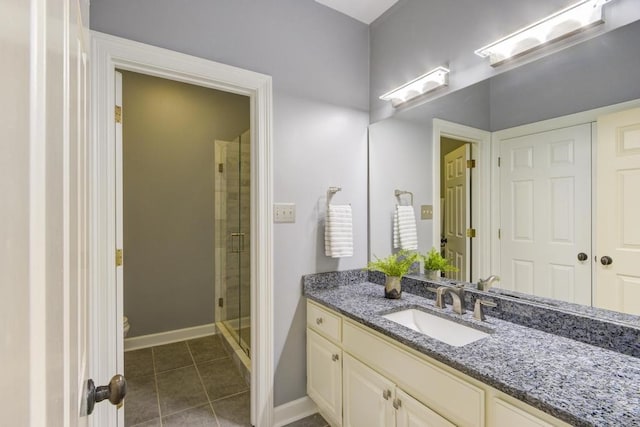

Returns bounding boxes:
[115,249,123,267]
[115,105,122,123]
[466,228,476,238]
[466,159,476,169]
[497,156,501,167]
[218,163,224,173]
[218,298,224,308]
[498,228,501,239]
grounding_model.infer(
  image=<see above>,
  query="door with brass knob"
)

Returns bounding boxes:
[85,374,127,415]
[600,256,613,266]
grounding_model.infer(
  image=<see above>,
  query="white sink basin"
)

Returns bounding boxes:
[382,308,489,347]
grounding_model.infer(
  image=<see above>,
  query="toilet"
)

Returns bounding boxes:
[123,316,130,338]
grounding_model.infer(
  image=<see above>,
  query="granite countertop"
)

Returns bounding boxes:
[304,280,640,427]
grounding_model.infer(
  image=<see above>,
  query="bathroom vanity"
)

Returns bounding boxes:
[303,271,640,427]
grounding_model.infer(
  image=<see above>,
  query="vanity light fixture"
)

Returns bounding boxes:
[475,0,614,66]
[379,66,450,107]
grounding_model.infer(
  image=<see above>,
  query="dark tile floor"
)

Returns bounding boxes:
[282,413,329,427]
[124,335,250,426]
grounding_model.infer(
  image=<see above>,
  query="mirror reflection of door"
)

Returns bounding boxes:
[499,124,591,305]
[441,138,471,281]
[596,107,640,315]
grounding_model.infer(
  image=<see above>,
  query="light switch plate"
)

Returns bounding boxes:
[421,205,433,220]
[274,203,296,223]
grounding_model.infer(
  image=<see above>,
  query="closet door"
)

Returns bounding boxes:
[499,124,591,305]
[596,108,640,315]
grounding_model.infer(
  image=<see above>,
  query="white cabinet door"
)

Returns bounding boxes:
[307,329,343,426]
[343,354,395,427]
[596,107,640,315]
[395,388,455,427]
[499,124,592,305]
[492,398,553,427]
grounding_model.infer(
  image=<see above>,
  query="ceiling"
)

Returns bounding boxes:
[315,0,399,24]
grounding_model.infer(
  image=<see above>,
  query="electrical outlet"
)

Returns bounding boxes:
[274,203,296,223]
[421,205,433,220]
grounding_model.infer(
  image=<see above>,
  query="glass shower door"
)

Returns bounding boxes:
[216,130,251,357]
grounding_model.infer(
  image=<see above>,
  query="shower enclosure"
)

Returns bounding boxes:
[215,129,251,358]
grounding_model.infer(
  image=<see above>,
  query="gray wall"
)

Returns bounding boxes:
[121,70,250,337]
[370,0,640,123]
[385,19,640,131]
[489,19,640,130]
[368,118,432,259]
[92,0,370,405]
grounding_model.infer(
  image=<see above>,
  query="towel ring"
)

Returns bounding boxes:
[395,189,414,206]
[327,186,342,206]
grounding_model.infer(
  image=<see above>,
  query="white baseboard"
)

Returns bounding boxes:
[273,396,318,427]
[124,323,217,351]
[220,316,251,330]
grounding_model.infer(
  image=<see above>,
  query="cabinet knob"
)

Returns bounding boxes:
[393,398,402,409]
[331,354,339,362]
[316,317,323,325]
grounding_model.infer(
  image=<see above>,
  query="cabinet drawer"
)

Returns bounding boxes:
[307,301,342,343]
[343,320,484,427]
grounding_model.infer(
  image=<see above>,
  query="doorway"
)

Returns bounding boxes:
[118,69,252,425]
[92,32,274,427]
[432,119,492,283]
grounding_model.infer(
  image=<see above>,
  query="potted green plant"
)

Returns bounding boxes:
[365,250,418,299]
[421,248,458,280]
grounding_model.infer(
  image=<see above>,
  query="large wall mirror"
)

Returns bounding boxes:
[369,19,640,317]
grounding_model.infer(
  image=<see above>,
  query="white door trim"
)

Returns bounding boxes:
[490,98,640,280]
[90,32,274,427]
[433,119,491,281]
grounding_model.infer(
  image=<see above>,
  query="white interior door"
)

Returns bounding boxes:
[499,124,591,304]
[14,0,95,424]
[443,145,470,281]
[115,70,125,426]
[595,107,640,315]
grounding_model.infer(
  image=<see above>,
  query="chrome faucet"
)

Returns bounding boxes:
[435,284,466,314]
[477,275,500,292]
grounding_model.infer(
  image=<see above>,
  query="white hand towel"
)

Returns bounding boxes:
[325,204,354,258]
[393,205,418,250]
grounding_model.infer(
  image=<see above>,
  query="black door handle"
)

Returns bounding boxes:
[577,252,588,261]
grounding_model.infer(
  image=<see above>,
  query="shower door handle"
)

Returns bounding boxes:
[230,233,246,253]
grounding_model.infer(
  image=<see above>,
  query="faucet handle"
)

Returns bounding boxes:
[435,287,447,309]
[477,275,500,291]
[473,299,497,321]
